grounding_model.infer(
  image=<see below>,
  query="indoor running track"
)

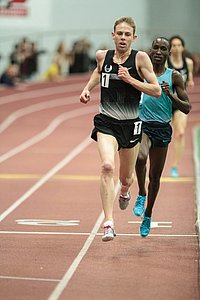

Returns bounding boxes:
[0,74,199,300]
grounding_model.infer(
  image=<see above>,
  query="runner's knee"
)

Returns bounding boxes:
[101,162,114,175]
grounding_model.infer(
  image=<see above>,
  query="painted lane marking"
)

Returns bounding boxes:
[0,105,98,163]
[193,125,200,245]
[0,97,76,133]
[0,136,92,222]
[15,219,80,226]
[48,182,121,300]
[0,231,197,238]
[0,276,60,282]
[128,221,172,228]
[0,174,100,181]
[0,80,91,105]
[0,174,194,182]
[0,231,89,235]
[0,92,97,134]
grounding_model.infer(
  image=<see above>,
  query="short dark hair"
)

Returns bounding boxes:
[152,37,170,50]
[169,35,185,47]
[114,17,136,34]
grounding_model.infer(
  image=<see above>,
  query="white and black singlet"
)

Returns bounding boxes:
[100,50,143,120]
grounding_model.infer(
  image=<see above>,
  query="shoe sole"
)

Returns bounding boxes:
[140,228,150,237]
[102,231,116,242]
[119,203,129,210]
[102,235,114,242]
[140,232,149,238]
[119,199,130,210]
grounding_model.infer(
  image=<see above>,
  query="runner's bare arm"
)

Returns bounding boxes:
[186,57,194,88]
[80,50,106,104]
[161,71,191,114]
[118,51,161,98]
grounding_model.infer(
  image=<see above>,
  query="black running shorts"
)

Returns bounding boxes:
[142,121,172,148]
[91,113,142,150]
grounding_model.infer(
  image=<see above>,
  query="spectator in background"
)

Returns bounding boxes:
[69,38,91,74]
[54,41,71,76]
[0,64,19,87]
[9,43,21,66]
[27,42,46,80]
[9,38,46,81]
[42,41,70,81]
[17,37,32,81]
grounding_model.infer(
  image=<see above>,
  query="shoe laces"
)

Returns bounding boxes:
[142,216,151,227]
[104,225,114,235]
[136,195,146,207]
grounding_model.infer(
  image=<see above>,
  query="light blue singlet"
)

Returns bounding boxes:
[139,68,173,123]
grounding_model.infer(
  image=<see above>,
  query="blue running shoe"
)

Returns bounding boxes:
[170,167,179,178]
[133,195,146,216]
[140,215,151,237]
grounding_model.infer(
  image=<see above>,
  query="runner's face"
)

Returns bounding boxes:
[170,38,184,55]
[112,22,136,53]
[150,38,170,65]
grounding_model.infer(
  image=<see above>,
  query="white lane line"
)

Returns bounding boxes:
[0,276,60,282]
[0,82,84,105]
[48,182,121,300]
[0,97,75,134]
[128,221,173,228]
[47,212,104,300]
[15,219,80,226]
[112,233,198,237]
[193,126,200,244]
[0,93,97,134]
[0,231,197,237]
[0,136,92,222]
[0,231,90,235]
[0,105,98,163]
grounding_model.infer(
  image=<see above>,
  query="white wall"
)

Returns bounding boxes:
[146,0,200,52]
[0,0,200,76]
[0,0,51,32]
[50,0,149,49]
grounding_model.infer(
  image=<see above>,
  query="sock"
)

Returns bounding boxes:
[104,220,114,228]
[120,192,129,198]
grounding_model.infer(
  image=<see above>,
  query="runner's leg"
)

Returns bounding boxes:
[97,132,118,222]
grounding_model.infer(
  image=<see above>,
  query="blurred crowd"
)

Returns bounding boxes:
[0,36,96,87]
[0,35,200,88]
[0,37,46,87]
[42,38,94,81]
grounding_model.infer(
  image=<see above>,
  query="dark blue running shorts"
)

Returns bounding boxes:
[142,121,172,148]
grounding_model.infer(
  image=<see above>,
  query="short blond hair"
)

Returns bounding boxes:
[114,17,136,34]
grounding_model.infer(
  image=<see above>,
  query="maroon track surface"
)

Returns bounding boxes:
[0,74,199,300]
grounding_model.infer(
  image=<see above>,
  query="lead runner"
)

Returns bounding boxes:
[80,16,161,242]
